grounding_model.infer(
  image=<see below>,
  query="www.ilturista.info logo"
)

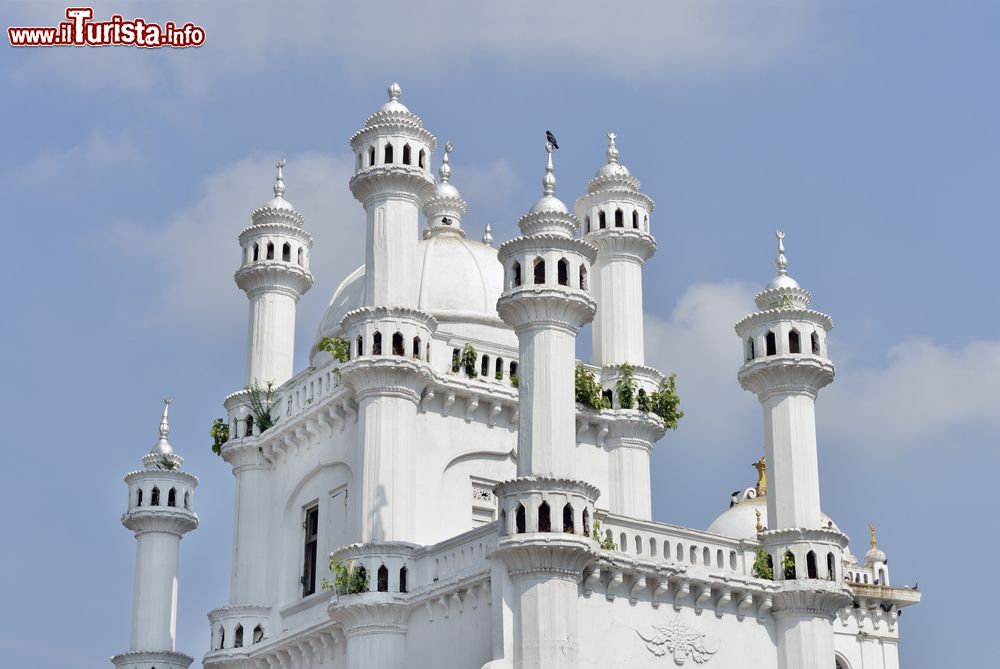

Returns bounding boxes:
[8,7,205,48]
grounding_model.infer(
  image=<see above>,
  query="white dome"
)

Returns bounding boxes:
[706,495,840,541]
[313,235,504,356]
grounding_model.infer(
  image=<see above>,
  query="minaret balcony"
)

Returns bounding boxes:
[496,288,596,333]
[738,354,835,400]
[348,165,436,205]
[122,505,198,536]
[112,650,194,669]
[584,227,657,263]
[234,261,314,297]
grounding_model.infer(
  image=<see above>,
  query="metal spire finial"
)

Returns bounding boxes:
[775,230,788,276]
[439,141,453,183]
[150,397,174,455]
[273,160,286,198]
[543,142,556,196]
[482,223,493,246]
[388,82,401,102]
[870,524,877,548]
[606,132,619,164]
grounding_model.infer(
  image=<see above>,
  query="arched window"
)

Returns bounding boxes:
[218,626,225,650]
[789,330,801,354]
[377,565,389,592]
[136,488,143,507]
[356,152,362,170]
[563,504,574,533]
[184,491,190,509]
[538,502,551,532]
[252,243,259,261]
[579,265,587,290]
[356,335,363,357]
[384,143,394,164]
[766,331,777,356]
[863,574,868,584]
[584,216,591,233]
[515,504,526,534]
[557,258,569,286]
[512,261,522,287]
[582,508,590,536]
[402,144,412,165]
[650,538,658,556]
[282,242,291,262]
[807,551,818,579]
[418,149,426,169]
[150,486,160,506]
[253,625,264,644]
[368,146,376,166]
[495,357,504,380]
[615,208,624,227]
[784,551,796,579]
[233,624,243,648]
[452,348,461,373]
[827,552,836,580]
[266,242,275,260]
[412,337,421,358]
[372,331,382,355]
[510,361,518,381]
[357,565,367,588]
[533,257,545,284]
[746,338,755,361]
[297,247,304,266]
[811,331,821,355]
[245,414,254,436]
[399,566,408,593]
[481,354,490,377]
[703,547,711,565]
[599,210,607,229]
[632,210,639,229]
[602,388,613,406]
[392,332,404,356]
[167,488,176,507]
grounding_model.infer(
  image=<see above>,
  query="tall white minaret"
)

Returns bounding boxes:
[349,82,436,307]
[734,233,851,669]
[112,399,199,669]
[492,143,600,669]
[575,133,662,519]
[235,161,314,387]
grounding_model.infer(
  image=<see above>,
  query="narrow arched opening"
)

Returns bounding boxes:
[418,149,426,169]
[812,331,821,355]
[252,243,259,261]
[644,214,649,231]
[614,208,623,227]
[602,388,613,406]
[452,348,461,373]
[399,566,408,593]
[512,261,522,287]
[368,146,376,166]
[253,625,264,644]
[599,210,607,229]
[150,486,160,506]
[136,488,143,507]
[650,538,658,556]
[266,242,275,260]
[384,143,394,164]
[515,504,526,534]
[218,626,225,650]
[584,216,591,233]
[533,257,545,284]
[412,337,421,358]
[167,488,177,507]
[377,565,389,592]
[495,357,504,380]
[807,550,818,579]
[789,329,801,354]
[582,508,590,536]
[402,144,412,165]
[372,331,382,355]
[480,354,490,377]
[391,331,404,356]
[356,152,362,170]
[282,242,291,262]
[747,338,755,361]
[245,414,254,436]
[563,503,574,533]
[184,491,190,509]
[557,258,569,286]
[766,331,777,356]
[579,264,588,290]
[233,624,243,648]
[783,551,796,579]
[632,210,639,229]
[538,502,551,532]
[297,247,304,266]
[827,552,836,580]
[509,361,518,379]
[356,335,363,357]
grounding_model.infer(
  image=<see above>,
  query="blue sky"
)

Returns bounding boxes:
[2,2,998,667]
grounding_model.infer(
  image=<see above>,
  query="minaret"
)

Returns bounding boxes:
[865,525,890,585]
[492,143,600,669]
[235,161,314,388]
[349,82,437,307]
[734,232,851,669]
[575,134,662,519]
[112,399,199,669]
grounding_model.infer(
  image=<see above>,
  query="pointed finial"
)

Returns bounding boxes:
[753,456,767,496]
[388,82,402,102]
[775,230,788,276]
[482,223,493,246]
[439,141,453,183]
[543,142,556,196]
[273,160,286,198]
[606,132,619,164]
[870,524,877,548]
[755,509,763,533]
[150,397,174,455]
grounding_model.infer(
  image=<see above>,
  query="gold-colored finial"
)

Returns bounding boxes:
[755,509,763,533]
[753,456,767,496]
[870,524,877,548]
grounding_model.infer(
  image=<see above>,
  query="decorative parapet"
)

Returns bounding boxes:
[112,650,193,669]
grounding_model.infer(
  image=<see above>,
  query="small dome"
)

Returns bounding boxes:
[706,495,840,541]
[767,273,800,290]
[529,194,569,215]
[865,545,887,565]
[595,161,631,178]
[370,82,410,118]
[262,195,295,211]
[435,181,461,200]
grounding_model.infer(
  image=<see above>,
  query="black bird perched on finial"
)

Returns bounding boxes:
[546,130,559,149]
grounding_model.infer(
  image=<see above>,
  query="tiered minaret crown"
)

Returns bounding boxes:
[113,399,199,669]
[422,141,469,237]
[235,161,314,387]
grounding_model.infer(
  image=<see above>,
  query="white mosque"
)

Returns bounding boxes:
[111,84,920,669]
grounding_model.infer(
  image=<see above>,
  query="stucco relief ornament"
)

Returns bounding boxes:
[637,616,720,665]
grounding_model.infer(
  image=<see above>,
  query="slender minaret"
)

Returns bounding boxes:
[735,232,851,669]
[492,143,600,669]
[112,399,198,669]
[235,161,314,387]
[349,82,436,307]
[575,133,661,519]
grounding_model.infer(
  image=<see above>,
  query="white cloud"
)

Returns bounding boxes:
[16,130,143,189]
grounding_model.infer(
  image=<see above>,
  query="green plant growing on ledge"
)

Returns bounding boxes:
[575,364,611,410]
[210,418,229,456]
[318,335,351,382]
[782,551,796,580]
[752,548,774,580]
[510,373,519,388]
[321,559,369,595]
[246,382,278,433]
[591,519,617,551]
[615,362,638,409]
[649,373,684,430]
[461,343,478,378]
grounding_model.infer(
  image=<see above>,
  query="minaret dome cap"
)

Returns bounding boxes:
[149,398,174,455]
[377,82,410,114]
[262,160,295,211]
[766,230,801,289]
[594,132,631,178]
[528,142,569,214]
